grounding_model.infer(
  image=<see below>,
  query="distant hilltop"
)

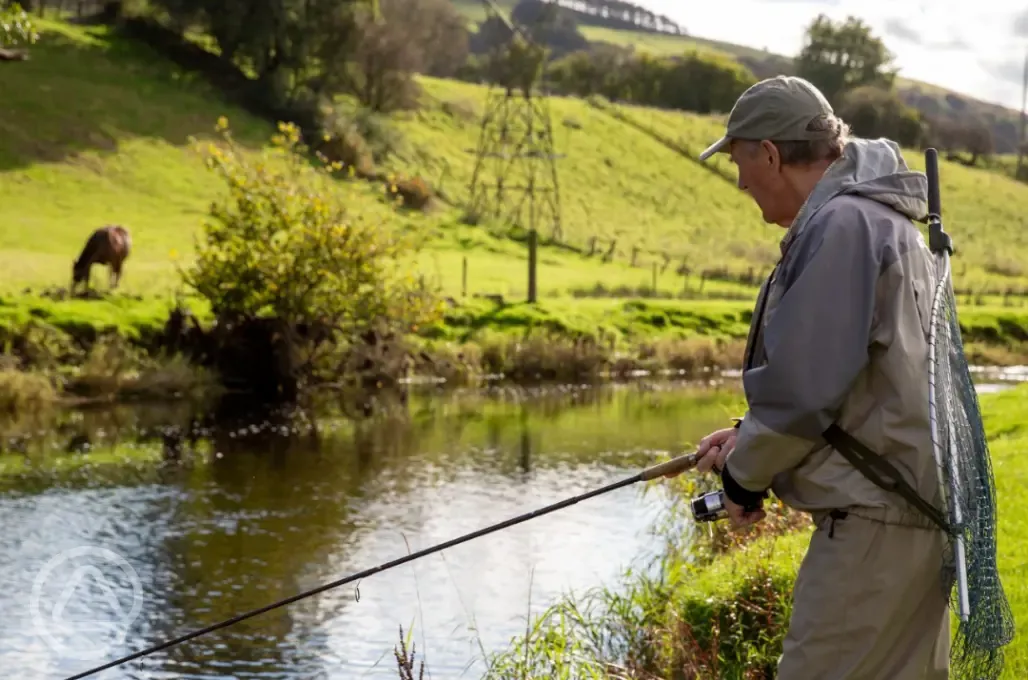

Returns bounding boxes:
[541,0,686,36]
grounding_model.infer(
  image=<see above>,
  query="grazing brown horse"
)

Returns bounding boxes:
[71,225,132,294]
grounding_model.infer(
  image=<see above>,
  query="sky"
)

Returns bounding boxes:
[638,0,1028,111]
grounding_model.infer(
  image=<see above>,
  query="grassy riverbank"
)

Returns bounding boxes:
[457,383,1028,679]
[2,287,1028,412]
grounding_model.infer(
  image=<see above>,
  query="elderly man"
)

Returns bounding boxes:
[683,75,951,679]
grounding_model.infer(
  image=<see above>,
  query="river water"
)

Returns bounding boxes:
[0,379,749,680]
[0,371,1020,680]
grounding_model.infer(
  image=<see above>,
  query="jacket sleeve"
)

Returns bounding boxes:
[722,201,881,503]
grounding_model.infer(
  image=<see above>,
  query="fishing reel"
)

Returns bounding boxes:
[690,489,763,522]
[690,489,729,522]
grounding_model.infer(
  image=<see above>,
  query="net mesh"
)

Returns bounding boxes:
[929,249,1015,680]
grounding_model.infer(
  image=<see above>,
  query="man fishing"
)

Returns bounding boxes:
[683,76,951,679]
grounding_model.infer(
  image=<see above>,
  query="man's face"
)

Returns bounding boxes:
[729,140,791,227]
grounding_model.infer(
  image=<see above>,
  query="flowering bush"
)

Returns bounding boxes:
[183,117,443,352]
[0,3,39,49]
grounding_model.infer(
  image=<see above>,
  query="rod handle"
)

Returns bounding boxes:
[640,452,701,481]
[925,147,941,218]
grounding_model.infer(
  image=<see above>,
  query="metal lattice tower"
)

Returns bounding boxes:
[467,1,563,244]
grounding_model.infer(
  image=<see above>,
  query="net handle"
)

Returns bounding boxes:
[926,148,941,219]
[924,148,953,255]
[923,148,970,622]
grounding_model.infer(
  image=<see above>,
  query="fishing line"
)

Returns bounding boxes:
[61,452,701,680]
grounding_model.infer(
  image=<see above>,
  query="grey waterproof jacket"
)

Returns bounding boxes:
[724,138,946,527]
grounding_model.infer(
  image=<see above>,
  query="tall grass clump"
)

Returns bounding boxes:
[0,368,56,416]
[470,473,811,680]
[62,333,218,402]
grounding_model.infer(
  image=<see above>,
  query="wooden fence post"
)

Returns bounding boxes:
[528,229,538,303]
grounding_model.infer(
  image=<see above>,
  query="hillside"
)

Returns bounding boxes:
[2,17,1028,367]
[449,0,1025,156]
[385,77,1028,296]
[0,19,768,303]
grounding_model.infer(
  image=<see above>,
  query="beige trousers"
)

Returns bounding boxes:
[776,510,951,680]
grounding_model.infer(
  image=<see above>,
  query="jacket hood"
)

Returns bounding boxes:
[781,138,929,254]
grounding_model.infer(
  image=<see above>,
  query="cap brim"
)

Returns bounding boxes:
[698,136,730,162]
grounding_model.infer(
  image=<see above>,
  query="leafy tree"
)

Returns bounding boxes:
[796,14,897,105]
[961,120,995,166]
[545,44,637,101]
[935,118,994,166]
[838,85,925,148]
[182,118,443,378]
[488,35,549,96]
[509,0,588,57]
[148,0,370,110]
[659,51,757,114]
[470,0,588,59]
[544,47,756,115]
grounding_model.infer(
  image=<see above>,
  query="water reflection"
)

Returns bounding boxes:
[0,380,746,679]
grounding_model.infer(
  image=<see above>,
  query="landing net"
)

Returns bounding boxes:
[928,242,1015,680]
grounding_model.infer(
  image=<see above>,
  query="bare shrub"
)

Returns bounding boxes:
[344,0,470,112]
[389,175,434,211]
[317,126,376,178]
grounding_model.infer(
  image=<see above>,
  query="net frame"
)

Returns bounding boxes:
[923,148,1014,680]
[927,249,969,620]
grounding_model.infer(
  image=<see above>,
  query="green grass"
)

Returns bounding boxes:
[0,19,272,295]
[0,20,767,303]
[425,296,754,344]
[0,292,188,339]
[2,17,1028,372]
[602,100,1028,293]
[982,385,1028,676]
[391,78,1028,293]
[390,76,772,266]
[482,383,1028,677]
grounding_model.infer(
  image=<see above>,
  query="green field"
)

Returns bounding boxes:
[0,20,766,304]
[2,17,1028,369]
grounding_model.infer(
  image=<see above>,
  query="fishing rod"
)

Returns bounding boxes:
[61,450,710,680]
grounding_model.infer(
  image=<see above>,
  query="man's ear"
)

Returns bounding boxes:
[760,140,781,172]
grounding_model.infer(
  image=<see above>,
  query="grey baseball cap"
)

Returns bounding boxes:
[698,75,835,161]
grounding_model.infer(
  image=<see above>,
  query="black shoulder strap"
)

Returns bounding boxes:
[822,424,952,534]
[741,264,778,372]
